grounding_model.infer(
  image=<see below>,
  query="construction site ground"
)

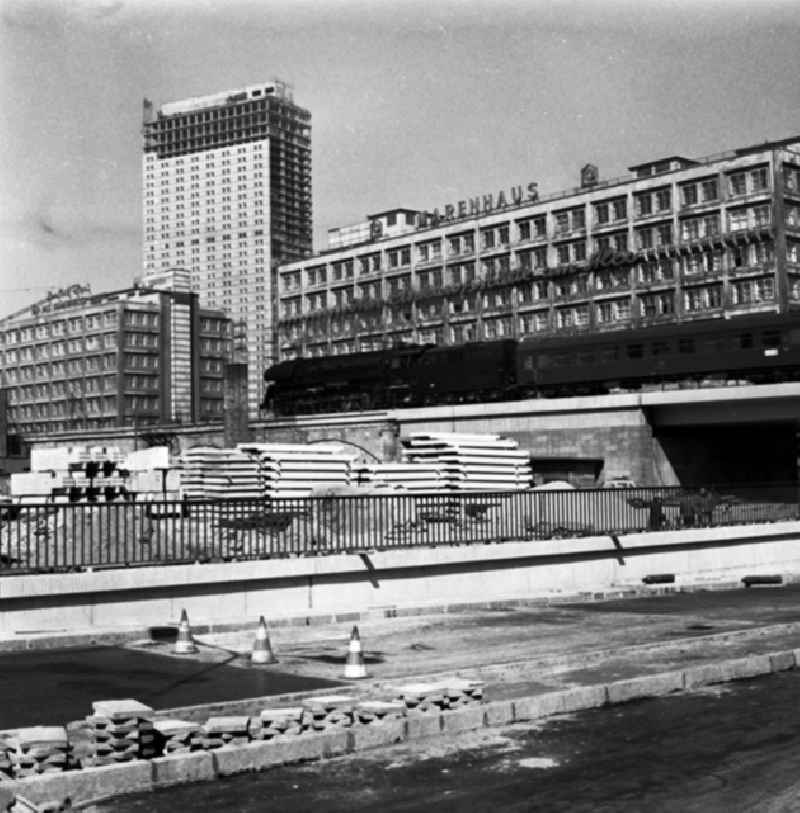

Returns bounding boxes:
[4,583,800,731]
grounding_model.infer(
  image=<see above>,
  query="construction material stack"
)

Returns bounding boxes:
[249,707,305,740]
[178,448,261,500]
[84,700,158,766]
[350,462,446,492]
[393,679,485,712]
[3,727,70,777]
[301,695,356,731]
[236,443,355,498]
[198,716,251,750]
[354,700,407,724]
[401,432,532,491]
[152,719,203,754]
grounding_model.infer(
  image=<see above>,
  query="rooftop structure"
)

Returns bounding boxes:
[276,134,800,361]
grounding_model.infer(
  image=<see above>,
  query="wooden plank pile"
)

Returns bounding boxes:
[2,727,70,777]
[152,719,203,754]
[301,695,356,731]
[84,700,158,766]
[249,707,305,740]
[197,716,251,749]
[236,443,355,498]
[401,432,532,491]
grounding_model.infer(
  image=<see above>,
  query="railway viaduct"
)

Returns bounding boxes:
[9,382,800,488]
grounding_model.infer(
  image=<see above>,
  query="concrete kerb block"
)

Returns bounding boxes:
[683,662,728,690]
[560,684,608,713]
[5,760,153,806]
[348,719,406,753]
[405,711,443,740]
[769,651,796,673]
[320,729,350,759]
[212,741,285,777]
[483,700,515,727]
[441,705,486,735]
[720,654,772,682]
[151,751,216,787]
[513,692,566,723]
[606,671,685,705]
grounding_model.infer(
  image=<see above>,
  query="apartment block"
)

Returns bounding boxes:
[0,273,231,437]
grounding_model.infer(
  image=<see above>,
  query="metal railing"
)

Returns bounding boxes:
[1,483,798,574]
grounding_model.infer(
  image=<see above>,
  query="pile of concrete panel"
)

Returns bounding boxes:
[401,432,532,491]
[249,707,305,740]
[301,695,356,731]
[152,719,202,754]
[179,448,262,500]
[237,443,355,498]
[84,700,158,767]
[393,679,485,712]
[197,716,251,749]
[2,728,70,778]
[354,700,407,724]
[350,462,446,492]
[10,445,174,502]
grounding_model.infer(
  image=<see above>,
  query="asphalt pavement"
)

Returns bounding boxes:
[3,584,800,730]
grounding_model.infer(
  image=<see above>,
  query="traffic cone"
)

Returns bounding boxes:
[174,608,197,655]
[344,625,368,679]
[251,616,278,665]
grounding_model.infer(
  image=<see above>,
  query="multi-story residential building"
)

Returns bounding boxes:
[142,79,312,416]
[276,135,800,361]
[0,272,231,438]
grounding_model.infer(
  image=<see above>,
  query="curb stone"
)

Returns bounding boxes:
[4,646,800,807]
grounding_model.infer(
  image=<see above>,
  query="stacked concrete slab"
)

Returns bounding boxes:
[178,449,262,500]
[152,719,202,754]
[393,679,485,712]
[3,728,70,778]
[84,700,157,766]
[301,695,356,731]
[237,444,355,499]
[198,716,251,749]
[12,445,174,502]
[401,433,532,491]
[354,700,407,724]
[351,463,446,492]
[249,707,305,740]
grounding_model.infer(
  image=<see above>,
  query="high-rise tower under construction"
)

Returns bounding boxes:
[142,79,311,416]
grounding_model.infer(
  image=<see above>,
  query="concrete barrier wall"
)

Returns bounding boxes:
[1,522,799,634]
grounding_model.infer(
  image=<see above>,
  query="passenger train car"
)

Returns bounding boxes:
[262,312,800,416]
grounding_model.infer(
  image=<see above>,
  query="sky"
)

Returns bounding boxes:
[0,0,798,317]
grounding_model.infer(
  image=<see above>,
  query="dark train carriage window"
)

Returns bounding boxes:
[762,330,781,351]
[599,345,619,362]
[523,355,535,370]
[651,341,671,356]
[626,344,643,359]
[577,351,595,365]
[551,352,575,367]
[739,332,754,349]
[679,338,695,354]
[789,329,800,345]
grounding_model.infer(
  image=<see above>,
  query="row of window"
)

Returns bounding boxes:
[279,244,778,318]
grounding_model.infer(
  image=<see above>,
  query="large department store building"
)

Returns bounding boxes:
[142,80,312,416]
[276,135,800,363]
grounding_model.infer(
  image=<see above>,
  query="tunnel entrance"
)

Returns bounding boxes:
[654,421,798,489]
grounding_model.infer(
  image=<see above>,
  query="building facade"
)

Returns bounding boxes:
[276,136,800,361]
[0,275,231,437]
[142,79,312,416]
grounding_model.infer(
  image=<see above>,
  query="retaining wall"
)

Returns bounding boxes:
[1,522,799,635]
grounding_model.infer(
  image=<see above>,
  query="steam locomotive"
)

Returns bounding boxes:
[262,311,800,416]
